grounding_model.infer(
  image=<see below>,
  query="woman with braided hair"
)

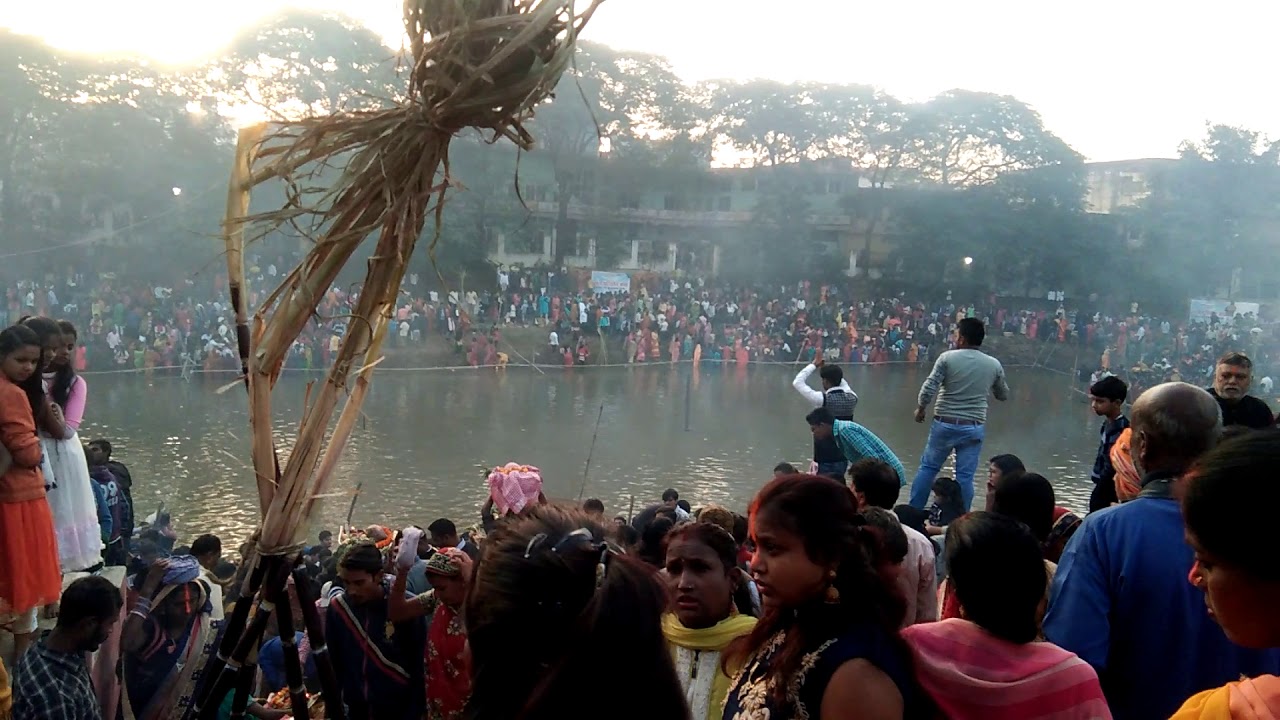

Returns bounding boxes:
[465,505,689,720]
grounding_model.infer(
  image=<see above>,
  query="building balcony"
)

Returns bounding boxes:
[522,200,870,230]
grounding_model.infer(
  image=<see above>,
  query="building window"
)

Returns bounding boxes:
[508,226,544,254]
[521,185,553,203]
[637,239,659,264]
[718,196,732,211]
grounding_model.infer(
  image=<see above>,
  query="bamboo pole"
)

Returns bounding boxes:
[291,566,343,720]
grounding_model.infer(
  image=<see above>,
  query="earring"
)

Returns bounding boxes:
[824,571,840,604]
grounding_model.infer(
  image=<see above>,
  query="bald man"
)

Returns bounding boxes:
[1044,383,1280,720]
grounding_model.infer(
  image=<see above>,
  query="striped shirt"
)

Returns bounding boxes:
[833,420,907,485]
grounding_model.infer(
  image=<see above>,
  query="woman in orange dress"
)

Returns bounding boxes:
[0,324,64,657]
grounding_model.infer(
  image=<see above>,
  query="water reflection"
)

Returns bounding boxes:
[82,365,1097,541]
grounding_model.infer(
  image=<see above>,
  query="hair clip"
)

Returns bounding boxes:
[595,546,613,588]
[523,533,549,559]
[551,527,594,554]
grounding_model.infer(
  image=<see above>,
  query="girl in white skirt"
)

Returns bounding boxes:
[24,317,103,573]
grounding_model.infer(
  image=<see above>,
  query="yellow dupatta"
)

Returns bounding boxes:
[1172,675,1280,720]
[0,655,11,720]
[662,613,757,720]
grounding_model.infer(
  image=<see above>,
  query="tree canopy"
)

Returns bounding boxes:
[0,15,1272,308]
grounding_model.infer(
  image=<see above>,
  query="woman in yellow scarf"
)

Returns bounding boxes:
[1171,431,1280,719]
[660,521,757,720]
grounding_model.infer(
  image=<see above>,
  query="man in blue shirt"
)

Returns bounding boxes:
[1044,382,1280,720]
[806,408,907,486]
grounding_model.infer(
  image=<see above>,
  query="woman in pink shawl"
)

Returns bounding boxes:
[902,512,1109,720]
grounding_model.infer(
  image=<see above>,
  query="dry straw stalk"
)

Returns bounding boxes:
[221,0,603,553]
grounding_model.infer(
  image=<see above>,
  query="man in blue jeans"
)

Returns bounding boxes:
[908,318,1009,510]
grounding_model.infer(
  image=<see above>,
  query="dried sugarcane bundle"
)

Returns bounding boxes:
[233,0,602,554]
[193,2,603,717]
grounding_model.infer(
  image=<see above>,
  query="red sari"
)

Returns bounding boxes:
[426,602,470,720]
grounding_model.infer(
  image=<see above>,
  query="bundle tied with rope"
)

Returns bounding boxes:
[188,2,604,719]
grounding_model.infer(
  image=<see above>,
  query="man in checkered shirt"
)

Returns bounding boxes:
[12,575,122,720]
[806,408,907,486]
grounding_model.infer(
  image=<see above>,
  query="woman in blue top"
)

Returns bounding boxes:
[723,473,928,720]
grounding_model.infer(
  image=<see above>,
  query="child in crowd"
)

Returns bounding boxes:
[1087,375,1130,512]
[88,463,127,565]
[925,476,966,536]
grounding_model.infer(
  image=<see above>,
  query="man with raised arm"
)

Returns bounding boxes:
[792,358,858,480]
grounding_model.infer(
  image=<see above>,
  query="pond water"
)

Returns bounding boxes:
[79,364,1097,543]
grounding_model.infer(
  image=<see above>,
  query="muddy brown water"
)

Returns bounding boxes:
[81,364,1096,543]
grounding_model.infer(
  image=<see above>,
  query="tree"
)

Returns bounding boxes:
[988,161,1100,296]
[527,41,695,267]
[906,89,1080,186]
[889,158,1096,297]
[426,135,524,284]
[1179,123,1280,165]
[817,84,916,271]
[213,10,400,119]
[4,20,1123,300]
[1135,124,1280,303]
[705,79,827,167]
[0,31,80,256]
[733,169,825,281]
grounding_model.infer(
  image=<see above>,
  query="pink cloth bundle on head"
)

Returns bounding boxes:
[487,463,543,515]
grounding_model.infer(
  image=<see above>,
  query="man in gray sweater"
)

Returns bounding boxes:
[908,317,1009,510]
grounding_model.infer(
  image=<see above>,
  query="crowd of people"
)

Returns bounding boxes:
[4,307,1280,719]
[7,262,1280,386]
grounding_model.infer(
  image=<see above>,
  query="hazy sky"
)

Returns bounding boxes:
[4,0,1277,162]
